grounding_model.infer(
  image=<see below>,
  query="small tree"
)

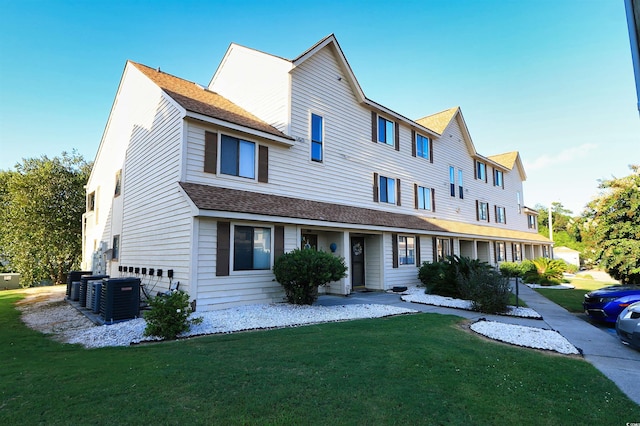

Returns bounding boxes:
[273,249,347,305]
[523,257,567,285]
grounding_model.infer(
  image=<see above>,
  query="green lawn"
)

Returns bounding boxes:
[535,278,619,313]
[1,290,638,424]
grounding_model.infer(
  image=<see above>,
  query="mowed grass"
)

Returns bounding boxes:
[1,291,638,424]
[535,279,619,313]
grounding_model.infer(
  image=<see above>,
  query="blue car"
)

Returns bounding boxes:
[583,285,640,324]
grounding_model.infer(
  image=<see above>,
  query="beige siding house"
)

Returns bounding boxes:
[83,34,552,311]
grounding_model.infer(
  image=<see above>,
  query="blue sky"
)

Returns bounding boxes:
[0,0,637,214]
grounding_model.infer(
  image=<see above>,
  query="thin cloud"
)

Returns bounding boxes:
[525,143,597,171]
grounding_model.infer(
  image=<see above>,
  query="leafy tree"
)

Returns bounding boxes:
[0,152,92,286]
[583,165,640,283]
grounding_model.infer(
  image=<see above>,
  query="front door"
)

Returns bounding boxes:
[350,237,365,289]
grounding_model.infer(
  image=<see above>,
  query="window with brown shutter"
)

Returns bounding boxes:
[204,131,218,174]
[216,221,230,276]
[396,179,401,206]
[415,236,421,266]
[431,188,436,212]
[258,145,269,183]
[371,111,377,142]
[394,122,400,151]
[392,233,399,268]
[411,130,416,157]
[373,172,379,202]
[274,225,284,260]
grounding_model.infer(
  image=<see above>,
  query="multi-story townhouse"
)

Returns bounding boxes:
[82,34,551,311]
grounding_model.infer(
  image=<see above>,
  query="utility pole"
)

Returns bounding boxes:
[548,205,553,242]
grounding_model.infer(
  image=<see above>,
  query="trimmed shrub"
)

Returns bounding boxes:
[273,249,347,305]
[499,261,523,278]
[144,290,202,340]
[457,267,511,314]
[418,255,492,299]
[564,262,579,274]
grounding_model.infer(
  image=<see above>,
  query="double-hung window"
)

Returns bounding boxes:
[513,243,522,261]
[478,201,489,221]
[458,169,464,199]
[528,214,537,229]
[517,191,522,214]
[476,161,486,181]
[311,113,323,162]
[494,169,504,188]
[379,176,396,204]
[233,226,271,271]
[378,116,394,146]
[436,238,451,261]
[398,236,415,265]
[416,134,429,159]
[416,186,433,211]
[114,170,122,197]
[112,235,120,261]
[221,135,255,179]
[496,242,506,262]
[496,206,506,224]
[449,167,456,197]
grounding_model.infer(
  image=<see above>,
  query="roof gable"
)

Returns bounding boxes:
[488,151,527,181]
[130,62,291,140]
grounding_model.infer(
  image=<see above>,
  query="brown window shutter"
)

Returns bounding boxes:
[258,145,269,183]
[392,233,399,268]
[411,130,416,157]
[429,137,434,163]
[204,131,218,173]
[474,160,478,179]
[371,111,377,142]
[450,239,454,257]
[432,237,437,261]
[494,205,498,223]
[476,200,480,221]
[274,225,284,260]
[487,205,490,222]
[431,188,436,212]
[216,221,230,276]
[494,242,498,263]
[394,122,400,151]
[396,178,401,206]
[373,173,379,202]
[415,235,421,266]
[414,184,419,209]
[504,209,507,224]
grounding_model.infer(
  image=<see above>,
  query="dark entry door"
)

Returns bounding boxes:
[350,237,365,289]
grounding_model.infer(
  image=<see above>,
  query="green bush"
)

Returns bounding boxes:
[499,262,523,278]
[418,255,492,299]
[417,260,454,296]
[273,249,347,305]
[524,257,567,286]
[144,290,202,340]
[457,267,511,314]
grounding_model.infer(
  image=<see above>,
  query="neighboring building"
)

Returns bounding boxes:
[82,35,552,311]
[553,246,580,267]
[625,0,640,114]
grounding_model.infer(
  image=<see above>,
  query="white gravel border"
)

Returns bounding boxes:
[400,289,542,319]
[526,283,575,289]
[470,320,580,355]
[65,303,418,348]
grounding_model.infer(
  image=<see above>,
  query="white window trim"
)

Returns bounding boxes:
[229,222,274,275]
[398,235,416,266]
[218,132,259,182]
[377,114,395,147]
[310,112,324,164]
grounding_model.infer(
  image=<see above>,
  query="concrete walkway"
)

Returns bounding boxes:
[316,283,640,405]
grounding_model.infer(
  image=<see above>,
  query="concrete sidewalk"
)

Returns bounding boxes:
[316,284,640,405]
